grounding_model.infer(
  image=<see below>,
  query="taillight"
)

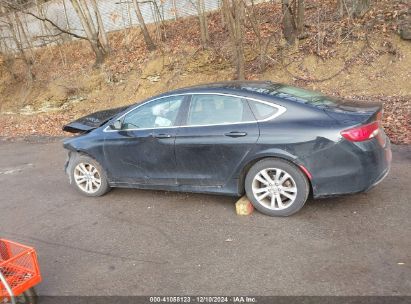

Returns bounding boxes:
[341,121,380,142]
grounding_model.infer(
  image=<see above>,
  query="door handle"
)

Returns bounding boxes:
[154,133,172,139]
[224,131,247,138]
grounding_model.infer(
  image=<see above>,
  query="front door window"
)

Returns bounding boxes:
[122,96,184,130]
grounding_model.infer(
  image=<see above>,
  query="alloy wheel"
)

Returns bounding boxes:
[251,168,297,210]
[73,162,102,194]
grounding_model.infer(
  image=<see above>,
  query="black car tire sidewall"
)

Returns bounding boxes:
[69,154,110,197]
[245,158,309,217]
[16,287,37,304]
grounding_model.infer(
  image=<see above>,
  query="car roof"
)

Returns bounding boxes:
[164,81,284,97]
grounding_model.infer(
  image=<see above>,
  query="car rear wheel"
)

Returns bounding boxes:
[69,154,110,197]
[245,158,309,216]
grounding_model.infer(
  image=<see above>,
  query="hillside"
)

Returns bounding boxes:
[0,0,410,143]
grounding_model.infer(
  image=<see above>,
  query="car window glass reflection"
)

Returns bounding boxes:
[188,95,247,126]
[122,97,183,130]
[248,100,278,120]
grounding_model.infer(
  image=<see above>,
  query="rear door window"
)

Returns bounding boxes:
[187,94,254,126]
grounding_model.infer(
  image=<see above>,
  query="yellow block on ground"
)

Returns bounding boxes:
[235,196,254,216]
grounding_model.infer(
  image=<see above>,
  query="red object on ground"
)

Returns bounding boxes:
[0,239,41,298]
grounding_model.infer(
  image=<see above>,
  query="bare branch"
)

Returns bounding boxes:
[2,1,88,41]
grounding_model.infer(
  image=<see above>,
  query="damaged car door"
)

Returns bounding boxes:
[103,95,187,186]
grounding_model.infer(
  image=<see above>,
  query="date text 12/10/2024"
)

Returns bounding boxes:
[149,296,257,303]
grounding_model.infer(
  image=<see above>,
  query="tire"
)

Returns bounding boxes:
[245,158,309,217]
[16,287,37,304]
[69,153,110,197]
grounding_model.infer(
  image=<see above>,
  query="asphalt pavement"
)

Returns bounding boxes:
[0,139,410,296]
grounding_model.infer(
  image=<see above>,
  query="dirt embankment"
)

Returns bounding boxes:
[0,0,410,143]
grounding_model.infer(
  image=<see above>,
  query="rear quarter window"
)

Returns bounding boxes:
[248,100,278,120]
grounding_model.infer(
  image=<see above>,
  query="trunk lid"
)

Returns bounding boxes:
[323,98,382,126]
[328,99,385,144]
[62,106,128,133]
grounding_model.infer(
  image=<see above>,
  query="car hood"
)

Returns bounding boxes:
[62,106,128,133]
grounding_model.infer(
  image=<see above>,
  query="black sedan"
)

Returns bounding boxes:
[63,81,392,216]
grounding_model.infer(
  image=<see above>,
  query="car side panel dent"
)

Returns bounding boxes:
[300,136,391,197]
[63,131,108,174]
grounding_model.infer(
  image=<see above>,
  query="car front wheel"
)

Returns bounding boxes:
[245,158,309,217]
[69,154,110,197]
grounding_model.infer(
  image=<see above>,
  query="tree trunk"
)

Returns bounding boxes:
[197,0,209,48]
[338,0,371,18]
[70,0,108,67]
[234,1,244,80]
[172,0,178,20]
[132,0,156,51]
[282,0,296,44]
[61,0,72,42]
[222,0,245,80]
[399,8,411,40]
[0,22,17,79]
[15,13,34,59]
[245,1,265,71]
[77,0,97,36]
[35,0,48,45]
[296,0,304,35]
[91,0,110,53]
[2,6,35,80]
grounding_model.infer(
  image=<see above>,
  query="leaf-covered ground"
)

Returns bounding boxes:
[0,0,410,144]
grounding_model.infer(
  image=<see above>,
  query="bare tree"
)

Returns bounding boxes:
[282,0,295,44]
[244,0,275,72]
[171,0,178,20]
[14,11,34,56]
[191,0,209,48]
[295,0,304,35]
[70,0,110,66]
[132,0,156,51]
[0,14,13,60]
[222,0,245,80]
[281,0,305,44]
[0,4,34,80]
[399,7,411,41]
[3,0,111,67]
[90,0,110,52]
[338,0,372,18]
[34,0,49,45]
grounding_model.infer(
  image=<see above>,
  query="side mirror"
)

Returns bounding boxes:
[110,119,123,130]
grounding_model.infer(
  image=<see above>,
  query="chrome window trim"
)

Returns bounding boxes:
[103,92,287,132]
